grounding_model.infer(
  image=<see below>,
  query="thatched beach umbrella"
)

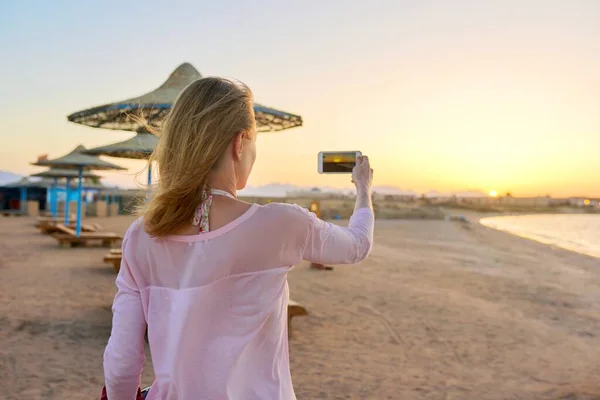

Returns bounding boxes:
[66,63,303,133]
[82,131,157,160]
[30,168,100,218]
[31,168,101,180]
[31,145,125,236]
[81,131,158,185]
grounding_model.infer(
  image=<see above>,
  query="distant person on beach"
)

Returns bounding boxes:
[102,77,374,400]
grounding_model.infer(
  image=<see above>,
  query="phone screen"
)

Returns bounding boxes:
[321,152,359,173]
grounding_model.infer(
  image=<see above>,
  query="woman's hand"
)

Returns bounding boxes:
[352,155,373,192]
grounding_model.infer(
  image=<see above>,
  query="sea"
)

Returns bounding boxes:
[479,214,600,259]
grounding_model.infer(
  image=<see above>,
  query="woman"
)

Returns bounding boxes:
[103,77,374,399]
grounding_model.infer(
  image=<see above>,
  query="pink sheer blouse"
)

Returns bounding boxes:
[104,203,374,400]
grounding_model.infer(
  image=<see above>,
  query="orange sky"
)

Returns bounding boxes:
[1,1,599,197]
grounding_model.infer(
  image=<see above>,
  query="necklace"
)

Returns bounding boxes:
[192,188,237,233]
[210,188,236,200]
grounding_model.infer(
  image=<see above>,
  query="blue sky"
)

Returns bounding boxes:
[1,0,599,196]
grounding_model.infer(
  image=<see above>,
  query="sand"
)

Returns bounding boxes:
[1,215,600,399]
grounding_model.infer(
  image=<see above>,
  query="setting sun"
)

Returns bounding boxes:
[489,190,498,197]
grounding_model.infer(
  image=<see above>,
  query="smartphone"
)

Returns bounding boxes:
[318,151,362,174]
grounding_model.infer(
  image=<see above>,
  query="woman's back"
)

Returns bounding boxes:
[104,203,374,399]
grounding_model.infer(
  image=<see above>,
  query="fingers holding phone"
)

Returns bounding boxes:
[317,150,373,190]
[352,155,373,190]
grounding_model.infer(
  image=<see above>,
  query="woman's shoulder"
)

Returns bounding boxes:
[251,203,316,243]
[253,202,317,230]
[259,202,314,220]
[123,216,146,241]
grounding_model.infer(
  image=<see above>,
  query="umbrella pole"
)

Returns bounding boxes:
[51,178,58,219]
[146,162,152,203]
[147,162,152,186]
[20,187,27,214]
[75,167,83,236]
[64,178,71,225]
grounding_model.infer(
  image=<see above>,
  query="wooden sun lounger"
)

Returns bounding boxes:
[288,300,308,338]
[39,221,101,234]
[40,211,74,218]
[37,214,75,221]
[52,225,121,248]
[2,210,25,217]
[35,216,75,227]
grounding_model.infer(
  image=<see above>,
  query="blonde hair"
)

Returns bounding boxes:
[141,77,254,237]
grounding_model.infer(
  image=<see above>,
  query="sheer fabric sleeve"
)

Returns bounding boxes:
[300,207,374,265]
[103,233,146,400]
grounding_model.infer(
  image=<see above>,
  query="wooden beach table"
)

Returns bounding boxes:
[104,252,122,273]
[51,224,121,248]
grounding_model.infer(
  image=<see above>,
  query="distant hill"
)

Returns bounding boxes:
[239,183,302,198]
[239,183,418,198]
[0,170,23,186]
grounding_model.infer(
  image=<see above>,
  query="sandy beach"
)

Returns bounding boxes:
[1,215,600,400]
